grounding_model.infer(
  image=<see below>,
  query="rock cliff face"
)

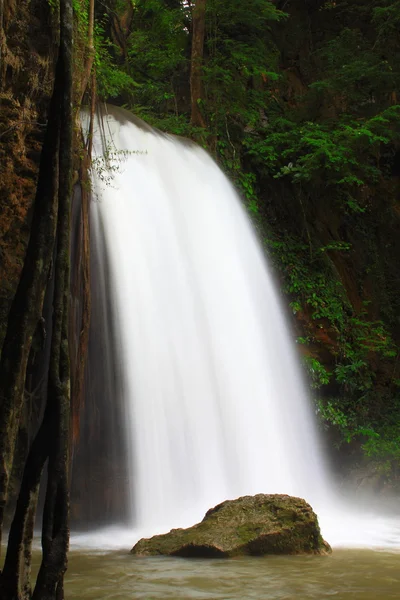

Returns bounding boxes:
[0,0,57,346]
[131,494,331,557]
[1,0,399,515]
[0,0,58,522]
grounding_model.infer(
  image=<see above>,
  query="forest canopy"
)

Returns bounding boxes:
[1,1,400,596]
[87,0,400,466]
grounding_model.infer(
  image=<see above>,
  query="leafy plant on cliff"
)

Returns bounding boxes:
[92,0,400,466]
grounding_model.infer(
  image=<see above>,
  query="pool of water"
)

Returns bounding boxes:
[64,548,400,599]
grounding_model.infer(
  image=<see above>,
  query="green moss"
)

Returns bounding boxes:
[236,524,262,543]
[131,494,330,558]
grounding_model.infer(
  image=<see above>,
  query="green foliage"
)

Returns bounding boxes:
[47,0,59,11]
[317,397,400,466]
[92,0,400,468]
[266,227,400,462]
[266,234,348,325]
[238,172,259,216]
[94,22,137,98]
[305,358,331,388]
[311,27,397,112]
[204,0,285,118]
[91,142,145,187]
[244,107,400,211]
[72,0,136,100]
[126,0,190,114]
[317,401,350,436]
[362,426,400,464]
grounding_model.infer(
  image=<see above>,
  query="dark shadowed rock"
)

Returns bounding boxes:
[131,494,331,557]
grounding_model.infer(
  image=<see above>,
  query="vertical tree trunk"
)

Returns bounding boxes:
[0,34,60,555]
[0,420,51,599]
[70,75,94,444]
[190,0,207,127]
[33,0,73,597]
[78,0,95,104]
[0,0,73,597]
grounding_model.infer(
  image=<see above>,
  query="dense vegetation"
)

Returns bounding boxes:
[1,1,400,596]
[87,0,400,469]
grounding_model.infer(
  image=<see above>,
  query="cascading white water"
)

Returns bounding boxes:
[86,105,331,530]
[76,106,400,550]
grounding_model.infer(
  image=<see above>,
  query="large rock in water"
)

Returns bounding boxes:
[131,494,331,557]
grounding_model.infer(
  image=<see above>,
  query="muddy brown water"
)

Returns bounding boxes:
[62,548,400,599]
[2,545,399,598]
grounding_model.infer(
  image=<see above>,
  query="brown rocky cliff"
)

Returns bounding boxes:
[0,0,57,347]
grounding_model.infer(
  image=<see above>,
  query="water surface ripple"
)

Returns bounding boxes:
[66,549,400,600]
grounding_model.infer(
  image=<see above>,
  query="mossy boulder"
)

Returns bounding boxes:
[131,494,331,558]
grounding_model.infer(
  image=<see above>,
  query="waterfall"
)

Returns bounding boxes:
[74,105,400,550]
